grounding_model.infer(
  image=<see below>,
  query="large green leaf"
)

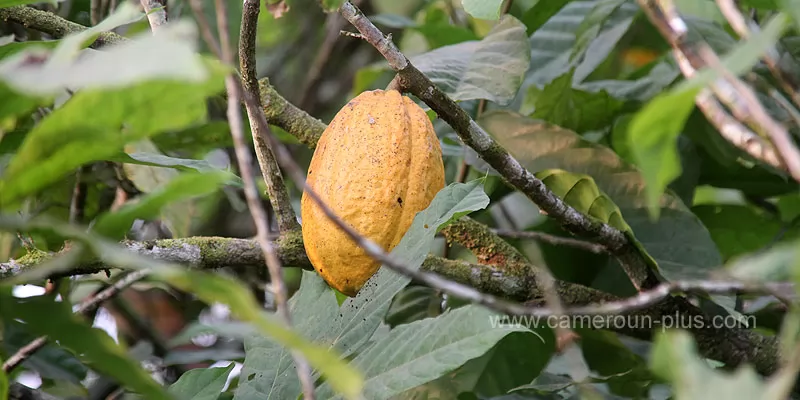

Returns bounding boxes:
[235,270,341,400]
[395,330,555,399]
[234,180,490,400]
[317,305,532,400]
[525,69,625,133]
[0,292,171,400]
[479,110,721,281]
[694,205,800,262]
[409,15,530,105]
[526,0,639,87]
[168,363,236,400]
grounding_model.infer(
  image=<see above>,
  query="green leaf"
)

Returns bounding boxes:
[235,270,341,400]
[479,110,721,281]
[0,19,210,97]
[0,367,6,400]
[409,15,530,105]
[461,0,504,20]
[0,293,171,400]
[527,70,624,133]
[693,205,800,262]
[520,0,571,34]
[114,152,238,178]
[235,180,490,400]
[415,6,480,48]
[2,319,88,383]
[93,170,232,239]
[321,0,345,12]
[527,0,638,87]
[570,0,628,63]
[627,85,701,219]
[0,59,226,207]
[317,305,533,400]
[725,238,800,284]
[326,180,490,358]
[168,363,236,400]
[651,330,796,399]
[0,0,57,7]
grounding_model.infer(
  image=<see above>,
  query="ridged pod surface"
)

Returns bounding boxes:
[301,89,446,296]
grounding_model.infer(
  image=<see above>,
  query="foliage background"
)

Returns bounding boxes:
[2,0,800,399]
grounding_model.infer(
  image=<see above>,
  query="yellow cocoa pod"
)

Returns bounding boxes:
[300,89,446,296]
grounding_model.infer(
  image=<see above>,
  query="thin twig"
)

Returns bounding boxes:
[2,270,149,373]
[0,6,126,46]
[297,0,363,110]
[239,0,300,233]
[716,0,800,108]
[337,0,660,291]
[200,0,315,397]
[140,0,168,32]
[90,0,101,25]
[638,0,800,182]
[492,229,606,254]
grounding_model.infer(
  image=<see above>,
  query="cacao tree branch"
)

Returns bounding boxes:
[0,5,126,46]
[1,234,785,375]
[337,1,659,291]
[239,0,300,233]
[193,0,315,397]
[638,0,800,181]
[258,78,325,148]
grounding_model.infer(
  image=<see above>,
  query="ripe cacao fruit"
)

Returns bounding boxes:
[301,89,446,296]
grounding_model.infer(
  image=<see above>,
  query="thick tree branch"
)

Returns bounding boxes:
[337,1,659,291]
[1,233,785,375]
[0,5,126,46]
[239,0,300,233]
[258,78,325,148]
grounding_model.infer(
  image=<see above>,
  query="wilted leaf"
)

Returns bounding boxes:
[317,305,533,400]
[410,15,530,105]
[480,110,721,281]
[168,363,236,400]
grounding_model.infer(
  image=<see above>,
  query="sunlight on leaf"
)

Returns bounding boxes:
[462,0,504,20]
